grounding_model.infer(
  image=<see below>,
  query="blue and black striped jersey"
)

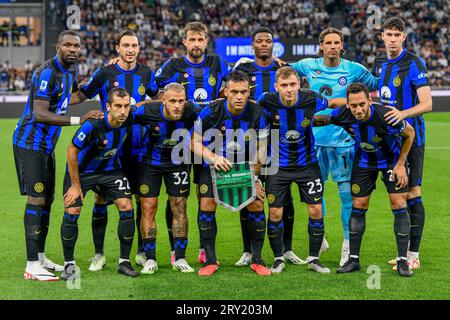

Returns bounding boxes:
[330,104,407,169]
[258,90,328,168]
[13,56,78,154]
[71,110,156,173]
[80,63,159,158]
[136,101,200,166]
[155,55,230,107]
[194,99,269,166]
[372,49,429,147]
[234,60,279,101]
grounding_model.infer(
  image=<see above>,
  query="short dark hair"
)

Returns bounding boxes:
[346,83,370,99]
[116,30,140,46]
[107,87,130,105]
[252,27,274,41]
[318,27,344,56]
[57,30,80,44]
[383,17,406,32]
[226,70,249,84]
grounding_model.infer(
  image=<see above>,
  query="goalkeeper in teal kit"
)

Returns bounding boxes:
[291,28,378,266]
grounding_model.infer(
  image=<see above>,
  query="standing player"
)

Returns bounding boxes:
[291,28,378,266]
[314,83,415,277]
[258,67,344,274]
[134,83,199,274]
[192,71,271,276]
[12,30,102,281]
[372,17,432,270]
[61,88,142,279]
[70,30,159,270]
[155,22,230,264]
[233,27,303,267]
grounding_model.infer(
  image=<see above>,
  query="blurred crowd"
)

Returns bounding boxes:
[1,0,448,93]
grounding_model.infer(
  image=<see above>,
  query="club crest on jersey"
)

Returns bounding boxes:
[393,76,401,87]
[372,136,382,143]
[301,119,311,128]
[138,84,146,95]
[381,86,391,99]
[208,75,216,86]
[194,88,208,101]
[338,76,347,86]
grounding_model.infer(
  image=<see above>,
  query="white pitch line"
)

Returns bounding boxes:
[426,146,450,150]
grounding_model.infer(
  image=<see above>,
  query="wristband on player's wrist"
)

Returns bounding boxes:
[70,117,81,125]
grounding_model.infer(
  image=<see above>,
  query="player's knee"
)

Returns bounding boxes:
[269,207,283,221]
[27,196,46,206]
[94,193,107,205]
[247,200,264,212]
[352,197,369,209]
[66,207,81,215]
[200,198,216,212]
[169,197,186,215]
[115,199,133,212]
[407,186,421,199]
[389,196,407,210]
[307,204,322,219]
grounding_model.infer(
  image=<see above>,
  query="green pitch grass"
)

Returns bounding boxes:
[1,113,449,300]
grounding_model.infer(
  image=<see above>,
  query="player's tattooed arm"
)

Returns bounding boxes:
[312,115,331,126]
[64,142,83,207]
[328,98,347,109]
[170,197,188,238]
[393,122,415,189]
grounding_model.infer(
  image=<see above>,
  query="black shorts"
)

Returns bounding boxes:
[13,146,55,201]
[265,163,324,207]
[198,166,215,198]
[136,164,190,198]
[63,170,132,208]
[193,163,203,184]
[407,145,424,187]
[121,155,139,194]
[350,166,408,198]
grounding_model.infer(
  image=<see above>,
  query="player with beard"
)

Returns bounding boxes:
[70,30,159,270]
[155,22,230,265]
[233,27,304,267]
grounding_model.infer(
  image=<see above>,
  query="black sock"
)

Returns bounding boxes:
[267,219,283,258]
[174,237,188,260]
[38,205,51,253]
[117,210,134,260]
[349,207,367,258]
[308,217,324,258]
[91,203,108,255]
[24,204,43,261]
[239,207,251,253]
[248,211,266,263]
[282,199,295,252]
[142,238,157,260]
[197,207,204,250]
[198,211,217,265]
[165,199,175,251]
[60,212,79,262]
[407,197,425,253]
[393,208,410,258]
[135,201,143,253]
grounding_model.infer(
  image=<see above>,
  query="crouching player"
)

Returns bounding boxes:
[314,83,415,277]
